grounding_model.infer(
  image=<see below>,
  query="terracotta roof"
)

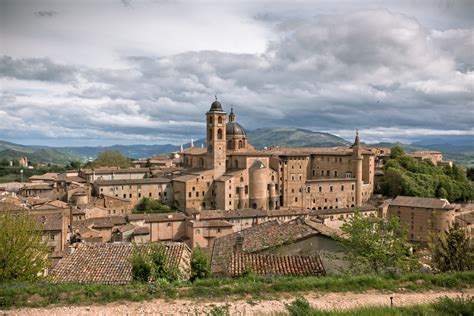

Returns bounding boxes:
[200,208,308,220]
[211,218,323,275]
[228,253,325,277]
[390,196,454,209]
[189,220,233,228]
[309,205,376,216]
[29,173,59,181]
[92,219,114,229]
[95,177,171,186]
[21,183,54,190]
[116,224,136,233]
[181,147,207,155]
[51,242,190,284]
[144,213,186,223]
[81,168,150,175]
[132,226,150,235]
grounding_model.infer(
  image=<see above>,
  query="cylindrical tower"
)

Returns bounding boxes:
[352,131,363,206]
[249,160,267,209]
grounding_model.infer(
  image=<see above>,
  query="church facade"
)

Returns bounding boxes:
[173,99,374,212]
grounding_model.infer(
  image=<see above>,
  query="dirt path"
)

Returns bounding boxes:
[5,289,473,315]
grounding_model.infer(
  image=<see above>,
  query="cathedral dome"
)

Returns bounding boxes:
[209,100,223,112]
[226,121,247,137]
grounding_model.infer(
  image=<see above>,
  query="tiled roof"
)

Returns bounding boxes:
[211,218,322,275]
[95,177,171,186]
[181,147,207,155]
[390,196,454,209]
[143,213,186,223]
[81,168,150,175]
[116,223,136,233]
[133,226,150,235]
[29,173,59,181]
[189,220,233,228]
[228,253,325,277]
[51,242,190,284]
[200,208,308,220]
[456,212,474,225]
[309,205,376,216]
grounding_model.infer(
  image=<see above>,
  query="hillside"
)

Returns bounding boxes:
[246,128,351,149]
[0,141,83,165]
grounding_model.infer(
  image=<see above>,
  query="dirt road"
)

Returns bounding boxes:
[5,289,473,315]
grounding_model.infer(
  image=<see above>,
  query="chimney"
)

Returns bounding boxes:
[233,232,244,253]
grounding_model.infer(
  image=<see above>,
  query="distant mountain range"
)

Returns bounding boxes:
[1,130,472,167]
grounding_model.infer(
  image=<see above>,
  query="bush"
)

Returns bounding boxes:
[131,254,151,283]
[190,246,211,282]
[134,198,173,214]
[285,297,312,316]
[433,295,474,315]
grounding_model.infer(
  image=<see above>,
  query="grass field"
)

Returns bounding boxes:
[1,272,473,309]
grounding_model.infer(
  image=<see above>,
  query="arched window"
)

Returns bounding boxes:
[218,116,222,124]
[307,187,311,193]
[217,129,223,140]
[235,160,239,168]
[209,117,213,124]
[228,140,232,149]
[209,128,213,140]
[238,140,243,148]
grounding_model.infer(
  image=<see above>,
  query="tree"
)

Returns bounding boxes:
[429,223,473,272]
[134,198,172,214]
[390,146,405,159]
[190,246,211,282]
[0,211,49,281]
[337,213,418,274]
[150,246,178,282]
[90,150,131,168]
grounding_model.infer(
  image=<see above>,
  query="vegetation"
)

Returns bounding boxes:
[88,150,131,168]
[0,211,49,282]
[337,213,418,275]
[282,296,474,316]
[190,246,211,282]
[1,272,473,309]
[133,198,173,214]
[130,245,179,283]
[381,146,474,202]
[429,223,473,272]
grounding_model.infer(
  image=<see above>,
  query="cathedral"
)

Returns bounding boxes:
[173,98,374,212]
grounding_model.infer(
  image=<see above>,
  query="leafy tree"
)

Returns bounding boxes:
[381,150,474,202]
[190,246,211,281]
[429,223,473,272]
[0,211,49,281]
[134,198,172,213]
[337,213,418,274]
[390,146,405,159]
[131,253,151,283]
[90,150,131,168]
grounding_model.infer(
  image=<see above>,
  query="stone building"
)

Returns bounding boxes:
[176,98,374,212]
[387,196,458,243]
[93,177,172,207]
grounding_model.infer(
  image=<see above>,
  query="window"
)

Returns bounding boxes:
[138,193,141,197]
[295,197,298,202]
[238,140,243,148]
[217,228,221,233]
[188,192,192,198]
[50,232,55,241]
[192,186,195,191]
[129,193,132,198]
[326,170,330,176]
[321,170,324,176]
[334,171,338,177]
[341,185,344,191]
[217,128,223,139]
[352,184,355,190]
[149,193,152,197]
[245,185,249,194]
[196,192,199,197]
[307,187,311,193]
[330,186,333,192]
[167,222,172,227]
[319,186,322,192]
[218,116,222,124]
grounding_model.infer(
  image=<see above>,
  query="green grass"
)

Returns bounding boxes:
[1,272,473,310]
[280,295,474,316]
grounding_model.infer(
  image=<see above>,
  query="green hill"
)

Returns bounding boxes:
[246,128,351,149]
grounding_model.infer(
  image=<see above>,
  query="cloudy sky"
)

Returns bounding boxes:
[0,0,473,146]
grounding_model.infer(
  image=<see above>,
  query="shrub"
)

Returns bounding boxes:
[433,295,474,315]
[285,297,312,316]
[131,254,151,283]
[190,246,211,282]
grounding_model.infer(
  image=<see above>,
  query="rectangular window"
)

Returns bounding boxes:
[50,232,55,241]
[188,192,192,198]
[245,185,249,194]
[319,186,322,192]
[334,171,338,177]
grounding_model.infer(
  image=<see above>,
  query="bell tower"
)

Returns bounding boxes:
[205,96,227,177]
[352,130,363,206]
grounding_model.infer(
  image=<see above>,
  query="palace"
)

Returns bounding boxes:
[173,98,375,212]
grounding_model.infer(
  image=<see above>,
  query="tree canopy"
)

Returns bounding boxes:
[337,212,418,274]
[381,146,474,202]
[429,223,473,272]
[89,150,131,168]
[134,198,173,214]
[0,211,49,281]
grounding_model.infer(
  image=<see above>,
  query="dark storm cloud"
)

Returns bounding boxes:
[0,8,472,145]
[0,56,78,83]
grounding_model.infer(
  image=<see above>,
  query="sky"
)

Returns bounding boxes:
[0,0,473,146]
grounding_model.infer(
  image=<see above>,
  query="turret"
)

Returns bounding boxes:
[352,130,363,206]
